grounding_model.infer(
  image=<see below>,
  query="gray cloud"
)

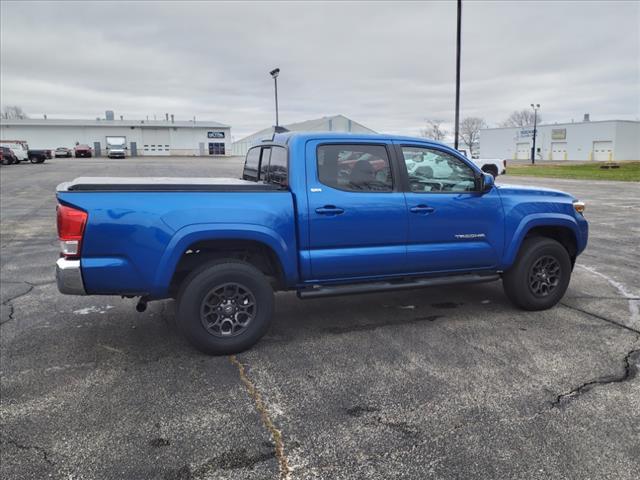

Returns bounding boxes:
[1,0,638,139]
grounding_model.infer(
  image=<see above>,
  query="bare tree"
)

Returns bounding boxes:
[422,119,448,141]
[1,105,29,119]
[459,116,486,151]
[499,109,541,128]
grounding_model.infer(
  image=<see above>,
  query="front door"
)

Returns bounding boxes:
[304,141,408,281]
[397,144,503,274]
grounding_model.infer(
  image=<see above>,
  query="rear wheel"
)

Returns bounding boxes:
[503,237,571,310]
[176,259,274,355]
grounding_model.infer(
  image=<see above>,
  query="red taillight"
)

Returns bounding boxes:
[57,204,87,258]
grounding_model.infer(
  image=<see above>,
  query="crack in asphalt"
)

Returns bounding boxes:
[1,283,34,325]
[229,355,291,480]
[1,437,55,466]
[549,349,640,409]
[0,280,56,325]
[559,302,640,335]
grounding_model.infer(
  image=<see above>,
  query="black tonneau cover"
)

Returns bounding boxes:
[57,177,283,192]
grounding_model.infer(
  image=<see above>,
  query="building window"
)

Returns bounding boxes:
[209,142,225,155]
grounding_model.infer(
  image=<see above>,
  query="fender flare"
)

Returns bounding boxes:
[501,213,580,269]
[151,223,297,295]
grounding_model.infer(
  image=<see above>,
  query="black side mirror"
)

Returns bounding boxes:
[481,172,495,192]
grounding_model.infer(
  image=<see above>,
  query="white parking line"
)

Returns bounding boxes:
[577,264,639,323]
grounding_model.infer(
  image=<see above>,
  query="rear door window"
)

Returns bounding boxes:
[317,144,393,192]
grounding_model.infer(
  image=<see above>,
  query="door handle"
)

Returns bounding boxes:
[410,205,435,214]
[316,205,344,215]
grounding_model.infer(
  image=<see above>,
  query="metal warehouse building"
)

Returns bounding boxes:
[232,114,375,156]
[480,119,640,161]
[0,116,232,156]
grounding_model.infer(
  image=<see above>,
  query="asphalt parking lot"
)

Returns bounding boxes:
[1,157,639,479]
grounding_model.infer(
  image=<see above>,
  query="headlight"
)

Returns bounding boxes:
[573,200,586,215]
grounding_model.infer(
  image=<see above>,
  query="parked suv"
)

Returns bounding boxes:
[74,145,92,158]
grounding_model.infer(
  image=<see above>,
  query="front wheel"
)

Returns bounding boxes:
[503,237,571,310]
[176,260,274,355]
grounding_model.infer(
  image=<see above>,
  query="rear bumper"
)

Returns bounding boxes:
[56,258,86,295]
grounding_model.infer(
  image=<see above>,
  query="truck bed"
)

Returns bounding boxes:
[57,177,282,192]
[56,180,298,297]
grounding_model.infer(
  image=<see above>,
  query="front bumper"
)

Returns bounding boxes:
[56,258,86,295]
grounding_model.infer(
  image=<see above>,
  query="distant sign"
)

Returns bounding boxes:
[519,129,534,138]
[208,131,225,139]
[552,128,566,140]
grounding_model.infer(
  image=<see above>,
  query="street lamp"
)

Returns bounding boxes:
[270,68,280,128]
[530,103,540,165]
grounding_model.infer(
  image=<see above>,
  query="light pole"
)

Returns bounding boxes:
[530,103,540,165]
[454,0,462,150]
[270,68,280,128]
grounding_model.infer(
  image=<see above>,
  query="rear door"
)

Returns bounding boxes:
[304,140,408,281]
[397,144,504,273]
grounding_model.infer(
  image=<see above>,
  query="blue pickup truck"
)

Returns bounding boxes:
[56,132,588,354]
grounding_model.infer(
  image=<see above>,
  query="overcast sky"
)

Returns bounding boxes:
[1,0,639,139]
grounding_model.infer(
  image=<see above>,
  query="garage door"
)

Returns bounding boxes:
[141,129,170,156]
[593,141,612,161]
[516,143,530,160]
[551,142,567,161]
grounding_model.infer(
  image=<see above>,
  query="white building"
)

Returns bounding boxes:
[480,120,640,161]
[0,116,232,156]
[232,114,376,156]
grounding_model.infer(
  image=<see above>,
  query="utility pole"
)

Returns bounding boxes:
[454,0,462,150]
[530,103,540,165]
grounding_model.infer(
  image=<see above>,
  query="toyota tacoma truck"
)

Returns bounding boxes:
[56,132,588,354]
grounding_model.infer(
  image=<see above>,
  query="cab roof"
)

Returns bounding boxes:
[269,131,451,149]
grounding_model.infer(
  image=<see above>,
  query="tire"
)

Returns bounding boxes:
[176,259,274,355]
[30,156,39,164]
[503,237,571,311]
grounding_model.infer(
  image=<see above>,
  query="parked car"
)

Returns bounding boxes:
[1,146,19,165]
[27,149,48,163]
[106,136,127,159]
[74,145,92,158]
[0,141,29,162]
[55,147,73,158]
[55,132,588,355]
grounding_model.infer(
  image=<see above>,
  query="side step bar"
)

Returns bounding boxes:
[297,273,500,299]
